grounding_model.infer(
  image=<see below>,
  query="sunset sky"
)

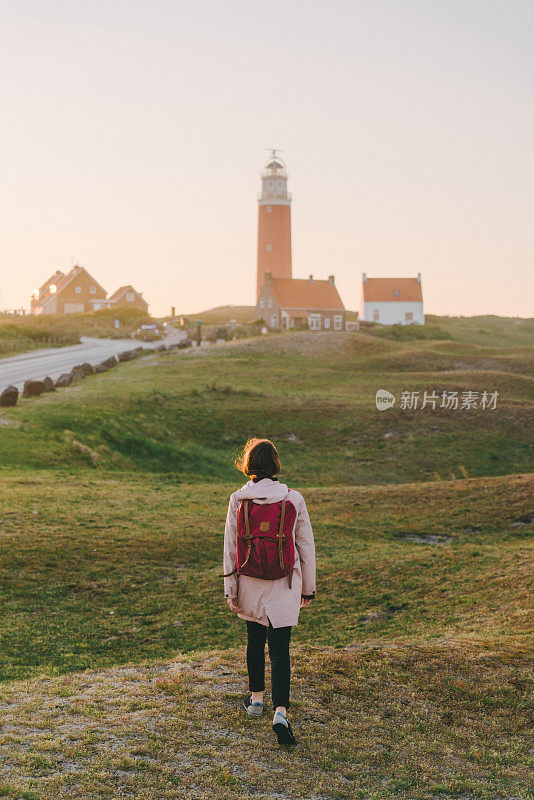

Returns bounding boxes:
[2,0,533,317]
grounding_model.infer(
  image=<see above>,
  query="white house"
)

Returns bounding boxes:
[360,273,424,325]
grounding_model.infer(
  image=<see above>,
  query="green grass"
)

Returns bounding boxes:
[0,332,532,483]
[0,639,530,799]
[426,314,534,347]
[0,328,531,799]
[0,307,155,357]
[0,472,530,683]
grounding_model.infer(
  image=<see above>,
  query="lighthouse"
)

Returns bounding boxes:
[256,150,292,301]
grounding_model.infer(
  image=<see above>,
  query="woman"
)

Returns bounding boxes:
[223,438,316,745]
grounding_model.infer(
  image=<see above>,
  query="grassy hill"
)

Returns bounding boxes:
[0,332,531,483]
[0,330,531,799]
[0,307,154,357]
[179,305,257,325]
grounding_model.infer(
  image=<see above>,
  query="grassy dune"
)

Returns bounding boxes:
[0,472,531,683]
[0,332,532,484]
[0,307,153,357]
[0,640,530,800]
[0,330,532,799]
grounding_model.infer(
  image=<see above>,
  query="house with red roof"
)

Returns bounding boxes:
[31,267,148,315]
[359,273,424,325]
[107,285,148,312]
[257,272,345,331]
[31,266,108,315]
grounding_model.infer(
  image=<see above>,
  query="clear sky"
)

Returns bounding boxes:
[1,0,533,317]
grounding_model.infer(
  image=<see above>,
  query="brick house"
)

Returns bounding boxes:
[107,285,148,312]
[257,273,345,331]
[31,266,107,315]
[31,267,149,315]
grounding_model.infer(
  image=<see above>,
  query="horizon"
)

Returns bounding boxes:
[2,1,533,319]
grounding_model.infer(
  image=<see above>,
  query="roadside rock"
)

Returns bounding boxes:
[100,356,118,369]
[510,513,533,527]
[22,379,45,398]
[156,345,167,352]
[131,347,144,357]
[81,363,94,375]
[43,376,56,392]
[0,385,19,406]
[118,350,133,362]
[55,372,73,388]
[71,365,86,380]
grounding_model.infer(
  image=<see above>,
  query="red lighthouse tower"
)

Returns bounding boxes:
[256,150,292,301]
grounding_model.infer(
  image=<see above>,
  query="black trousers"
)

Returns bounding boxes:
[246,620,292,709]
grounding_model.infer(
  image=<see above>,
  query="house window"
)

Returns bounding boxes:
[271,314,278,328]
[93,303,101,311]
[259,298,265,309]
[394,289,399,297]
[75,286,81,294]
[309,314,321,331]
[334,314,343,330]
[324,317,330,329]
[373,309,380,322]
[267,205,272,213]
[266,244,272,252]
[126,292,135,302]
[405,311,413,323]
[268,297,273,308]
[90,286,96,294]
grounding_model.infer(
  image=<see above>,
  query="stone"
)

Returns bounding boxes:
[43,376,56,392]
[0,385,18,406]
[22,379,45,398]
[131,347,144,357]
[55,372,73,388]
[156,345,167,352]
[101,356,118,369]
[94,363,107,373]
[118,350,133,362]
[71,365,85,380]
[81,362,94,375]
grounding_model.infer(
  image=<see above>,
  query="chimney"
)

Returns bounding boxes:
[328,275,335,285]
[362,272,367,282]
[417,272,421,282]
[308,274,313,281]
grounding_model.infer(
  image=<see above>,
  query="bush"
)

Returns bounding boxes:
[367,323,453,342]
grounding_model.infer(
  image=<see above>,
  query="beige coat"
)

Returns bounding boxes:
[223,478,316,628]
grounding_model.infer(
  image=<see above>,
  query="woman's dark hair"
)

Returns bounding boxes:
[235,438,281,481]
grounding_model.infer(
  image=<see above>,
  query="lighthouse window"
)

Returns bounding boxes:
[266,244,272,252]
[394,289,399,297]
[267,206,272,213]
[259,299,265,309]
[268,297,273,308]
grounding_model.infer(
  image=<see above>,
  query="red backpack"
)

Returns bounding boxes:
[224,498,297,587]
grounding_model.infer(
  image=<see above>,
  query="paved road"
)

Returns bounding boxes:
[0,329,185,392]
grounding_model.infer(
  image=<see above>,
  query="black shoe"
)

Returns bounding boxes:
[272,711,296,745]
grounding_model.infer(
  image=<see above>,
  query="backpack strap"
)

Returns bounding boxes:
[239,500,253,569]
[277,499,286,570]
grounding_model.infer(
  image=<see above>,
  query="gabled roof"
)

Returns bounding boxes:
[36,266,107,309]
[268,278,344,310]
[108,285,145,302]
[38,270,65,297]
[362,277,423,303]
